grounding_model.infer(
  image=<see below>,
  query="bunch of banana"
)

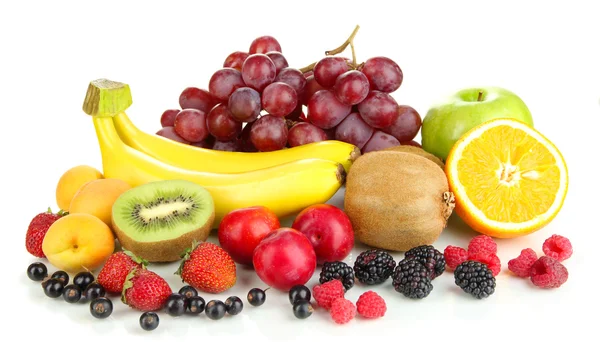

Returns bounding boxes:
[83,79,357,223]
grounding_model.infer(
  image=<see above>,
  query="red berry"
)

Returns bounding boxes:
[468,252,501,276]
[444,245,468,270]
[312,279,344,310]
[330,298,356,324]
[467,235,497,256]
[542,234,573,262]
[530,256,569,289]
[508,248,538,278]
[97,251,146,293]
[25,209,66,258]
[356,291,386,318]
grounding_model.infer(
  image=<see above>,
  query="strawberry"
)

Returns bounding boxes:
[97,250,148,293]
[25,208,67,257]
[176,242,236,293]
[122,268,171,311]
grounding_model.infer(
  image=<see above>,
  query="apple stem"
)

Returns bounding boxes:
[477,90,484,102]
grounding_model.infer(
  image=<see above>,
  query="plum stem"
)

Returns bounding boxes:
[477,90,484,101]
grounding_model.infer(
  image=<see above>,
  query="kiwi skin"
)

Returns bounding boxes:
[383,145,445,168]
[344,151,455,252]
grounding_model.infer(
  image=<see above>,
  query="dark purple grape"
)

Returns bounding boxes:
[228,87,261,123]
[335,112,374,149]
[239,121,258,152]
[361,131,401,153]
[302,75,325,105]
[249,36,282,54]
[357,91,399,129]
[261,82,298,117]
[207,103,242,141]
[286,105,306,122]
[250,115,288,151]
[360,57,403,93]
[274,68,306,96]
[288,122,328,147]
[381,105,422,142]
[179,87,217,113]
[333,70,370,105]
[160,109,180,127]
[401,140,422,147]
[156,127,190,144]
[242,54,276,91]
[224,51,249,71]
[208,68,245,102]
[313,57,350,88]
[266,52,288,74]
[307,90,351,129]
[213,139,242,151]
[191,136,215,149]
[173,109,209,143]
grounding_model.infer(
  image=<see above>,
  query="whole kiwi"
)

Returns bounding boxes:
[344,151,455,251]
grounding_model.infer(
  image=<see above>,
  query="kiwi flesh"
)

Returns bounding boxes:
[383,145,445,169]
[111,179,215,262]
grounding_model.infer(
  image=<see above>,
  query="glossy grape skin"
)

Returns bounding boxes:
[160,109,180,127]
[179,87,216,113]
[224,51,249,71]
[239,121,258,152]
[249,36,282,54]
[242,54,277,91]
[207,103,242,141]
[228,87,261,123]
[357,91,399,129]
[250,115,288,152]
[361,130,401,153]
[213,139,242,151]
[261,82,298,117]
[360,57,403,93]
[335,112,374,149]
[156,127,191,144]
[313,57,351,88]
[381,105,422,142]
[302,75,325,105]
[307,90,351,129]
[266,52,289,74]
[274,68,306,96]
[173,109,209,143]
[333,70,370,105]
[288,122,328,147]
[208,68,246,102]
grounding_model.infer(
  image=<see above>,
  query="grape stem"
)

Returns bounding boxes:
[299,62,316,74]
[325,25,360,67]
[477,90,484,101]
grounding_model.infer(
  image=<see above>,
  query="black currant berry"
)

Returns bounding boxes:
[51,270,69,285]
[140,312,159,331]
[178,285,198,299]
[90,297,113,319]
[225,296,243,315]
[205,300,226,320]
[73,272,94,290]
[42,278,64,298]
[62,284,82,303]
[292,300,313,319]
[186,296,205,315]
[82,283,106,302]
[165,294,186,317]
[27,262,47,281]
[288,285,311,305]
[247,288,266,306]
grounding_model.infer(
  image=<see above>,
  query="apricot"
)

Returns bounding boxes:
[42,213,115,273]
[56,165,104,211]
[69,178,131,228]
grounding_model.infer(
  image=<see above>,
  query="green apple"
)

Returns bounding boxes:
[422,87,534,161]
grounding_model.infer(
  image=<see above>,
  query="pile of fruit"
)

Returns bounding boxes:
[24,27,572,331]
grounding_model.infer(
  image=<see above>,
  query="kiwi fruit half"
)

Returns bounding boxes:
[111,179,215,262]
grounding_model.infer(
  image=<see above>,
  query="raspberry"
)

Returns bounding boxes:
[508,248,538,277]
[444,246,468,270]
[356,291,386,318]
[468,252,501,276]
[468,235,497,256]
[542,234,573,262]
[530,256,569,289]
[330,298,356,324]
[312,279,345,310]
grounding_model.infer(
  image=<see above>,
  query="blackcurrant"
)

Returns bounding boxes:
[62,284,82,303]
[186,296,205,315]
[27,262,47,281]
[83,283,106,302]
[225,296,243,315]
[42,278,64,298]
[205,300,226,320]
[90,297,113,319]
[140,312,159,331]
[73,272,94,290]
[165,294,186,317]
[178,285,198,299]
[292,300,313,319]
[288,285,311,305]
[51,270,69,285]
[247,288,266,306]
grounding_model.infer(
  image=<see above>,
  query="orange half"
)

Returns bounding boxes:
[445,118,568,238]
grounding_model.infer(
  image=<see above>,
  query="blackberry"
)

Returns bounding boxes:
[392,258,433,299]
[454,260,496,299]
[404,245,446,279]
[353,250,396,285]
[319,261,355,291]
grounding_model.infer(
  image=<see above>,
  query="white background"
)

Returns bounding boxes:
[2,0,599,341]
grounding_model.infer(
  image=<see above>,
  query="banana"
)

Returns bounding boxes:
[113,112,359,173]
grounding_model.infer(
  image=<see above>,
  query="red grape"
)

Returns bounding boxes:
[307,90,351,129]
[286,105,306,122]
[249,36,282,54]
[381,105,422,142]
[191,138,214,149]
[228,87,261,122]
[213,139,242,152]
[274,68,306,96]
[242,54,277,91]
[302,75,325,105]
[360,57,403,93]
[173,109,209,143]
[223,51,249,71]
[160,109,180,127]
[303,70,314,78]
[333,70,370,105]
[179,87,216,113]
[208,68,246,102]
[250,115,288,152]
[357,91,399,128]
[324,127,336,140]
[156,127,190,144]
[266,52,289,74]
[401,140,422,148]
[288,122,328,147]
[361,131,401,153]
[261,82,298,117]
[239,121,258,152]
[207,103,243,141]
[313,57,350,88]
[335,112,374,149]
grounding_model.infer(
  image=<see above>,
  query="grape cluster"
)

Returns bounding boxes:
[157,32,422,153]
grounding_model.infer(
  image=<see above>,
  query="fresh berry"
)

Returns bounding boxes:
[27,262,47,281]
[25,208,66,257]
[392,258,433,299]
[288,285,311,305]
[312,279,345,310]
[83,283,106,302]
[467,235,497,257]
[42,278,64,298]
[62,284,82,303]
[444,246,468,270]
[353,249,396,285]
[225,296,244,315]
[165,293,186,317]
[122,268,172,311]
[508,248,538,277]
[178,285,198,299]
[97,250,147,293]
[176,242,236,294]
[454,260,496,299]
[293,300,313,319]
[356,291,386,318]
[73,272,94,290]
[329,298,356,324]
[542,234,573,262]
[319,261,355,291]
[51,270,69,285]
[404,245,446,279]
[468,252,501,276]
[90,297,113,319]
[205,300,227,320]
[186,296,206,315]
[530,256,569,289]
[140,312,160,331]
[247,288,267,306]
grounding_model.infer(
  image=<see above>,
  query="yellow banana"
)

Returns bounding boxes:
[113,111,359,173]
